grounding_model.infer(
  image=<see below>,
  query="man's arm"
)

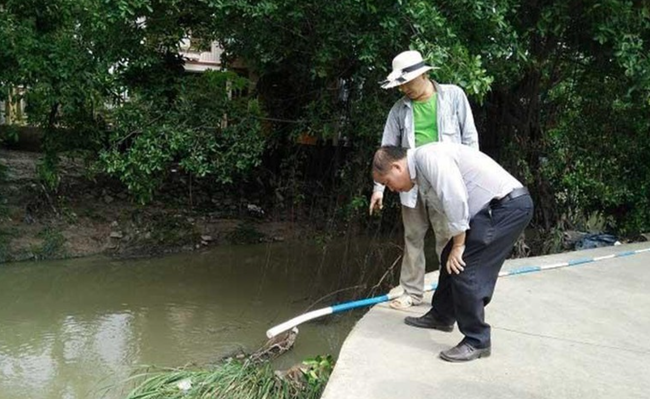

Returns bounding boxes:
[418,152,470,273]
[456,89,479,150]
[423,150,469,274]
[370,103,403,214]
[447,231,467,275]
[423,152,470,274]
[381,103,403,146]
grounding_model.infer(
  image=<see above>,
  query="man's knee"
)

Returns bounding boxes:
[404,227,427,243]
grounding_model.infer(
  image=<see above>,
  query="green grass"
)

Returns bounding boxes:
[122,359,328,399]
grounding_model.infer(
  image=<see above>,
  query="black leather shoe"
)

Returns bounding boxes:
[439,342,491,362]
[404,311,454,332]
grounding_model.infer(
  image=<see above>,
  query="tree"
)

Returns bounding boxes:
[2,0,648,237]
[468,0,650,234]
[0,0,265,201]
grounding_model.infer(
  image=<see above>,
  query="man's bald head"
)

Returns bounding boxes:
[372,146,413,193]
[372,146,407,177]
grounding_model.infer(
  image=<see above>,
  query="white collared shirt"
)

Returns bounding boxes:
[408,143,522,236]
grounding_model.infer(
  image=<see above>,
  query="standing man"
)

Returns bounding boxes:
[372,143,533,362]
[370,50,479,309]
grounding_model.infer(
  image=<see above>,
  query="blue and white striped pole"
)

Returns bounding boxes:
[266,246,650,338]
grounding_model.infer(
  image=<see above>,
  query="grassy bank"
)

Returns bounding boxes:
[122,356,333,399]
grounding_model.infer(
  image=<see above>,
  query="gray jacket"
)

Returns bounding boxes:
[375,81,479,208]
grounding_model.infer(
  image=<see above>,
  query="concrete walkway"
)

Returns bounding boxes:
[321,242,650,399]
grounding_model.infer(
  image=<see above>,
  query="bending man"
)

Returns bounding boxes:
[372,143,533,362]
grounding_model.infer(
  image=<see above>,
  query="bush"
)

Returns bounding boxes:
[100,71,266,203]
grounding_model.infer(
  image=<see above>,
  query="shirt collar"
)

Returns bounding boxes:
[407,148,417,181]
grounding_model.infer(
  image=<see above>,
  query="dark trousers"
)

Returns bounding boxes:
[430,194,534,348]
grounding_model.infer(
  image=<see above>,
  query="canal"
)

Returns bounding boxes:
[0,238,408,399]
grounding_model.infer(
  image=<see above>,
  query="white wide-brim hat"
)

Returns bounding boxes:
[380,50,437,89]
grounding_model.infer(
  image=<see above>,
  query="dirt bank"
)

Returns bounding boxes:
[0,149,312,263]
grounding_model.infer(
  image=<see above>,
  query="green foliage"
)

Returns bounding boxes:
[209,0,493,144]
[205,0,501,238]
[343,196,368,217]
[1,0,260,201]
[100,71,265,203]
[0,125,20,145]
[36,153,61,190]
[0,0,115,150]
[542,75,650,235]
[2,0,649,240]
[206,0,650,239]
[460,0,650,239]
[301,355,334,388]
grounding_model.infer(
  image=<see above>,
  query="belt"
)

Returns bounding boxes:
[490,187,529,208]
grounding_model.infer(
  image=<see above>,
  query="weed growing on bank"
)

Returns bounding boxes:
[122,356,333,399]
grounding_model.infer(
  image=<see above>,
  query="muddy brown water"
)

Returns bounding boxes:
[0,239,415,399]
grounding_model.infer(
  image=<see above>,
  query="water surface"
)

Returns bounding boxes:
[0,240,393,399]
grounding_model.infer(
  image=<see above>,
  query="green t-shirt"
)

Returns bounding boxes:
[413,93,438,147]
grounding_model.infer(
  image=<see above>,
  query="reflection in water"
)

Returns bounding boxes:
[0,238,411,399]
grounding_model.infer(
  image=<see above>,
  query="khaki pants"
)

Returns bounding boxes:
[400,194,451,301]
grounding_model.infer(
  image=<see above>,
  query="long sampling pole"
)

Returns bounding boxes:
[266,246,650,338]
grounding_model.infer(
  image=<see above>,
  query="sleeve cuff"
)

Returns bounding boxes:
[447,222,469,237]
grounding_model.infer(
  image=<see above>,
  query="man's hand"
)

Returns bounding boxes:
[446,245,466,274]
[369,192,384,215]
